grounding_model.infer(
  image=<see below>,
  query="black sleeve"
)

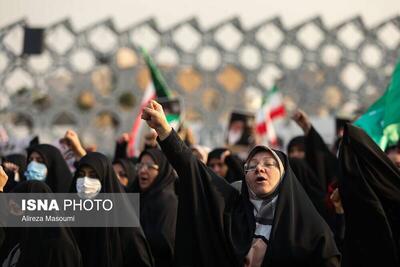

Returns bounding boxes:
[114,140,128,161]
[123,228,155,267]
[158,130,239,202]
[143,143,158,150]
[305,127,339,190]
[42,239,83,267]
[225,154,244,183]
[158,130,245,267]
[142,194,177,267]
[0,226,4,249]
[322,257,341,267]
[332,213,345,252]
[0,190,5,249]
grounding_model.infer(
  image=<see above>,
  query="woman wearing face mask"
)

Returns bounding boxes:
[71,152,154,267]
[142,100,340,267]
[25,144,73,193]
[131,148,178,267]
[112,158,137,191]
[1,181,83,267]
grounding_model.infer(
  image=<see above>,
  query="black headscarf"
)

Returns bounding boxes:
[27,144,73,193]
[133,149,176,194]
[71,152,154,267]
[159,130,340,267]
[131,148,178,267]
[2,181,82,267]
[207,148,228,163]
[113,139,128,161]
[207,148,244,183]
[287,135,305,154]
[2,154,27,192]
[113,158,137,190]
[338,124,400,266]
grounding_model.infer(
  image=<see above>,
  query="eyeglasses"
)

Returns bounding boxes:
[137,163,159,171]
[244,161,278,173]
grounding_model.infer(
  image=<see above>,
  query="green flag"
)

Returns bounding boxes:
[139,47,172,99]
[354,61,400,150]
[139,47,181,129]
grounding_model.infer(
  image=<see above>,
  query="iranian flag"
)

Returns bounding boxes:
[127,48,178,157]
[255,86,286,146]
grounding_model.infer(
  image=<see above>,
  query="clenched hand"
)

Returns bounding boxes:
[141,100,172,141]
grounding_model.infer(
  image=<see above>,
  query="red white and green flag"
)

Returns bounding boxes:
[255,85,286,146]
[127,48,179,157]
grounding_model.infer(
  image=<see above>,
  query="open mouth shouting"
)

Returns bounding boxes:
[255,176,268,184]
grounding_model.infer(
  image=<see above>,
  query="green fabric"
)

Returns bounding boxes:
[140,47,172,99]
[166,113,180,129]
[261,85,278,105]
[140,47,181,128]
[354,61,400,150]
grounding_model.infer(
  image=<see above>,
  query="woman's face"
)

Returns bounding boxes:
[75,165,102,198]
[387,148,400,169]
[113,163,129,187]
[288,145,305,159]
[245,151,281,198]
[137,154,159,192]
[207,158,228,178]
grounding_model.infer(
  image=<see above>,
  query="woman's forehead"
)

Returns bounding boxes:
[80,165,95,172]
[248,151,275,161]
[140,154,156,163]
[113,162,124,169]
[29,151,42,158]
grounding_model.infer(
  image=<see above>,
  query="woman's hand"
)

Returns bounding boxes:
[291,109,312,135]
[0,166,8,192]
[141,100,172,141]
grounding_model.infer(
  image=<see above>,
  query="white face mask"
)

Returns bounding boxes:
[24,161,48,181]
[76,177,102,199]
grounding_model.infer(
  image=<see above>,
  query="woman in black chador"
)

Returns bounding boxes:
[26,144,73,193]
[113,158,137,191]
[71,152,154,267]
[338,124,400,267]
[131,148,178,267]
[2,181,82,267]
[141,100,340,267]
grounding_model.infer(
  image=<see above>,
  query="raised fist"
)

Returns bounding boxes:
[141,100,172,141]
[0,166,8,192]
[61,129,87,159]
[291,109,312,135]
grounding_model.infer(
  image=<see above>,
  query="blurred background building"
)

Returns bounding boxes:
[0,0,399,154]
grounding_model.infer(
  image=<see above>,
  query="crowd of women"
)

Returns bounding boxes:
[0,101,399,267]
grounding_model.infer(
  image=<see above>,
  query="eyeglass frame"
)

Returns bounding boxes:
[244,160,278,173]
[137,162,159,171]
